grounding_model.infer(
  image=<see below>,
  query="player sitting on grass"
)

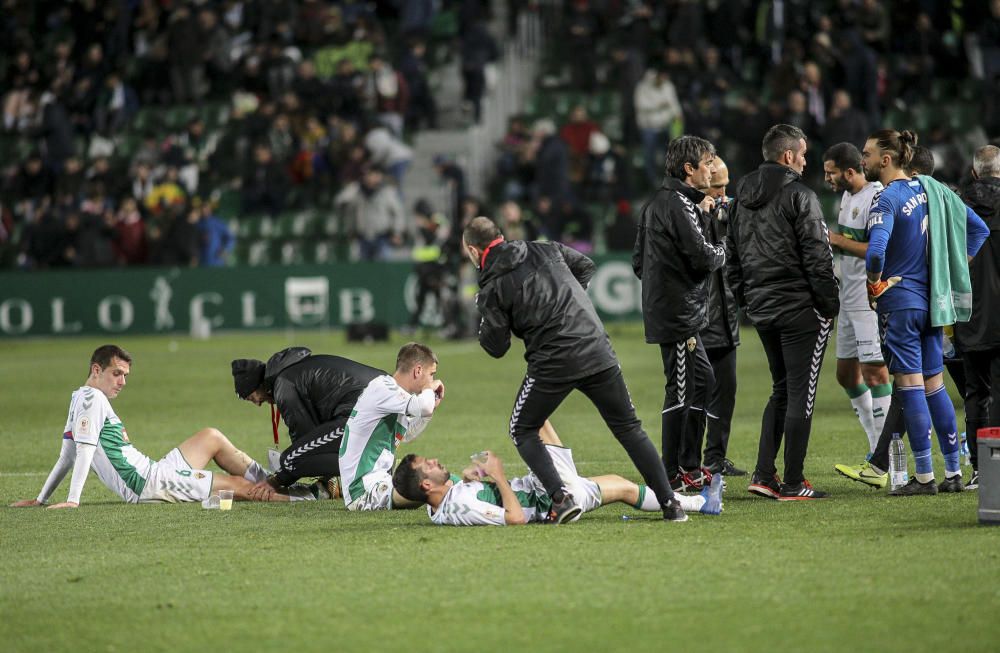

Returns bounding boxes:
[10,345,303,509]
[391,421,723,526]
[338,342,444,511]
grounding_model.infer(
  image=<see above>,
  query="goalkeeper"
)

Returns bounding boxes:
[392,421,723,526]
[861,129,987,495]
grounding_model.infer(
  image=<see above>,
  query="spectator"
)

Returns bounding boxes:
[112,198,147,265]
[560,105,601,184]
[531,118,572,207]
[241,144,286,216]
[459,19,499,123]
[634,68,683,187]
[822,90,870,149]
[364,126,413,191]
[167,6,205,103]
[197,200,234,267]
[335,166,408,261]
[366,53,408,138]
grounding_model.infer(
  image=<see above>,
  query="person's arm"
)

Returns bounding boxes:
[965,204,989,260]
[865,195,895,283]
[274,380,318,441]
[725,200,746,307]
[555,242,596,288]
[673,198,726,272]
[828,228,869,258]
[793,190,840,318]
[48,441,97,509]
[475,285,512,358]
[480,452,525,525]
[10,438,77,506]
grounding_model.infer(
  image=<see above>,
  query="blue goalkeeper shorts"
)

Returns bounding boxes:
[878,309,943,376]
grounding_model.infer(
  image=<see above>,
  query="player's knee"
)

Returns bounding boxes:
[195,427,226,445]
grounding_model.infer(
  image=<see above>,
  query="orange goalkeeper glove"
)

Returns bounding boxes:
[866,276,902,310]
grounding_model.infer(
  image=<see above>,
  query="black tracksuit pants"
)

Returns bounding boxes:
[702,346,738,469]
[660,335,715,477]
[507,364,675,506]
[273,418,346,486]
[754,308,833,486]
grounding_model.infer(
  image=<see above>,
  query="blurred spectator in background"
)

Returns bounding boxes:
[399,40,437,132]
[559,105,600,185]
[197,199,234,267]
[635,68,682,187]
[335,165,408,261]
[459,18,498,123]
[241,143,286,215]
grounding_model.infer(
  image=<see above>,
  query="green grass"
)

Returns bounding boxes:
[2,325,998,652]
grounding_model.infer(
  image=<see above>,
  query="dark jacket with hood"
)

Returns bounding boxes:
[956,177,1000,351]
[632,176,727,344]
[702,200,741,350]
[476,239,617,382]
[264,347,383,442]
[727,162,839,327]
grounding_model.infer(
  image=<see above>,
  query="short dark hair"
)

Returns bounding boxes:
[762,124,807,162]
[395,342,437,373]
[90,344,131,370]
[462,216,502,249]
[822,142,862,173]
[908,145,935,176]
[868,129,917,170]
[392,454,428,503]
[664,135,715,179]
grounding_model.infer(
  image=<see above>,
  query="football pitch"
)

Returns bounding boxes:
[1,325,997,652]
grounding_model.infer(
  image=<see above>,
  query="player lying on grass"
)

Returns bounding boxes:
[338,342,444,511]
[391,421,723,525]
[10,345,305,509]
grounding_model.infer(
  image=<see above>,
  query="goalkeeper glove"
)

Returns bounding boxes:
[866,276,902,310]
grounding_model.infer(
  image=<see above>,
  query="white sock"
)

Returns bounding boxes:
[243,460,269,483]
[850,390,878,453]
[871,393,891,446]
[915,472,935,484]
[635,485,661,511]
[285,483,321,501]
[674,493,706,512]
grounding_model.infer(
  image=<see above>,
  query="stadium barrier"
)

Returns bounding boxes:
[0,256,642,337]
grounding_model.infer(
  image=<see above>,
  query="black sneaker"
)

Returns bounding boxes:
[889,477,938,496]
[748,471,781,499]
[938,475,964,493]
[722,458,748,477]
[662,497,689,522]
[966,470,979,490]
[777,479,828,500]
[547,493,583,524]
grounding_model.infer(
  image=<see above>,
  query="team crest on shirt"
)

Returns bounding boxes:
[686,337,697,353]
[78,417,90,434]
[194,472,206,479]
[852,207,859,219]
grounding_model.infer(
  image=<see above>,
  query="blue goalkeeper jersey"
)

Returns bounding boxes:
[865,178,929,313]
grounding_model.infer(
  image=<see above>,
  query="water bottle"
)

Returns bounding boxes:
[889,433,908,490]
[959,431,971,466]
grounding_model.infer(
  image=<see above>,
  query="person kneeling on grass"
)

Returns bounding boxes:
[391,421,723,526]
[10,344,308,509]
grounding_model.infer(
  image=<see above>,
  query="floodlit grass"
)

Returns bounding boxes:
[2,325,998,652]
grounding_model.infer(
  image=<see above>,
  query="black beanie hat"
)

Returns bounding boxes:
[231,359,266,398]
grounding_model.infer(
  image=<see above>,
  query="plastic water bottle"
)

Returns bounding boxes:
[889,433,908,490]
[959,431,971,466]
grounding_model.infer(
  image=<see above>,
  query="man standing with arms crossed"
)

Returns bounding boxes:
[633,136,727,491]
[728,124,840,500]
[822,143,892,485]
[463,216,687,523]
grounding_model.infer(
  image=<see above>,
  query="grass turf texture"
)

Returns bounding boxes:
[2,325,998,652]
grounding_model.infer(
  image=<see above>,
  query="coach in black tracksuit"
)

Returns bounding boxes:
[463,216,686,522]
[633,136,726,488]
[727,124,839,500]
[232,347,382,486]
[956,148,1000,484]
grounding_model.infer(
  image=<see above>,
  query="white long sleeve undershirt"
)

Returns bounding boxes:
[65,442,97,505]
[36,439,76,504]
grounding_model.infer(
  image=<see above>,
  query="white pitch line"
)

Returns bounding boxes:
[0,472,47,477]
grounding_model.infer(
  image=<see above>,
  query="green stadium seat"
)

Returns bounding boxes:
[274,239,306,265]
[215,189,242,219]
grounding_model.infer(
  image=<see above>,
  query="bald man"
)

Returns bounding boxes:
[694,158,747,477]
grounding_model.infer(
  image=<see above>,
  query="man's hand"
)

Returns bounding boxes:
[10,499,43,507]
[479,451,506,481]
[866,276,902,309]
[431,379,445,407]
[698,196,715,214]
[460,465,483,482]
[828,228,845,249]
[248,480,276,501]
[46,502,79,510]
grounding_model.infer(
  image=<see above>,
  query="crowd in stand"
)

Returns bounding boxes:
[5,1,1000,269]
[0,0,498,269]
[488,0,1000,251]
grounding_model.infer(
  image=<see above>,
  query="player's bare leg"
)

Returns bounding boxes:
[177,427,255,476]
